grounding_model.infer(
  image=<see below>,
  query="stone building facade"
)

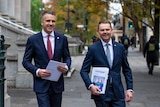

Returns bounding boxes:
[0,0,31,27]
[0,0,33,107]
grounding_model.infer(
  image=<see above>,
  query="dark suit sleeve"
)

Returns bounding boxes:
[80,46,93,89]
[121,46,133,90]
[62,36,71,69]
[22,37,38,77]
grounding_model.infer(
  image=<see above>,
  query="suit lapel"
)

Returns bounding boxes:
[112,41,118,67]
[53,32,60,59]
[37,32,49,58]
[97,41,106,57]
[97,41,110,67]
[54,32,57,58]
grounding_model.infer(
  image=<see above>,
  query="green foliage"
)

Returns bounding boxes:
[54,0,110,42]
[121,0,160,28]
[30,0,111,42]
[118,0,160,51]
[31,0,43,31]
[30,0,160,44]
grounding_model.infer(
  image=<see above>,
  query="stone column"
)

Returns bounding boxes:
[16,35,33,88]
[4,36,11,107]
[26,0,31,27]
[8,0,15,18]
[21,0,27,25]
[5,54,18,87]
[15,0,21,21]
[0,0,8,14]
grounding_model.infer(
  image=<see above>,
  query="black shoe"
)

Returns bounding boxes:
[148,71,153,75]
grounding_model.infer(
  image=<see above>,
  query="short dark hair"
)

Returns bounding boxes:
[98,20,112,30]
[41,11,56,19]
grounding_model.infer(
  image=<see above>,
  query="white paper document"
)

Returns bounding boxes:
[91,67,109,94]
[42,60,66,81]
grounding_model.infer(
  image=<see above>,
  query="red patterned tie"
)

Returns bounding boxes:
[47,35,52,59]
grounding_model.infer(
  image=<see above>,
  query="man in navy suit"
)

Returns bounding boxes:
[80,20,133,107]
[22,11,71,107]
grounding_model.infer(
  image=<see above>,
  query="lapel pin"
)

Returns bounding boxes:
[57,37,59,40]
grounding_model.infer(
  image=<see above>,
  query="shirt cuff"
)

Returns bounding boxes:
[36,68,40,77]
[65,65,68,71]
[88,84,94,89]
[127,89,134,93]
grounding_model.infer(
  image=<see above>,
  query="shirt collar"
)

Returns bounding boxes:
[101,39,112,47]
[42,29,55,38]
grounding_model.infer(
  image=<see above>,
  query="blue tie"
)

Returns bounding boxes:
[106,44,112,67]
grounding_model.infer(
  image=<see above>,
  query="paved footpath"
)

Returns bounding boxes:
[8,47,160,107]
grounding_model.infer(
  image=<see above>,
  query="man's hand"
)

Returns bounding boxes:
[38,69,51,77]
[125,90,133,102]
[57,66,68,74]
[90,85,101,95]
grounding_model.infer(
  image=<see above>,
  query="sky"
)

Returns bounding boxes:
[109,2,122,15]
[42,0,50,3]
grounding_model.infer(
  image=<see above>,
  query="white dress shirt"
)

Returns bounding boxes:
[42,29,55,55]
[101,39,114,65]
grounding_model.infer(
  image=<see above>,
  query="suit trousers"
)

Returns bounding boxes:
[36,85,62,107]
[94,87,125,107]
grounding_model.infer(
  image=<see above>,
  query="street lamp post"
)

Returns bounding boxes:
[65,0,72,34]
[105,0,108,20]
[102,0,108,20]
[67,0,70,33]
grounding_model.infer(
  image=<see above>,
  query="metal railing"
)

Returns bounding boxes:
[0,35,5,107]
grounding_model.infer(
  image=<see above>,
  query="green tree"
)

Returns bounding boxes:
[31,0,43,31]
[55,0,110,42]
[119,0,160,51]
[69,0,109,43]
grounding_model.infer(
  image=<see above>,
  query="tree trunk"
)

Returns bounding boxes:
[137,28,143,52]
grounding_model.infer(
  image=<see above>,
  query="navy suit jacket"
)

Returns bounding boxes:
[22,31,71,93]
[80,40,133,100]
